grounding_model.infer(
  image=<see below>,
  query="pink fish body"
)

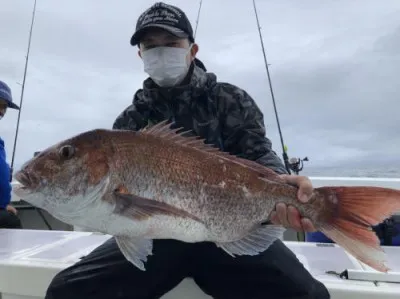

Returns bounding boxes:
[13,121,400,271]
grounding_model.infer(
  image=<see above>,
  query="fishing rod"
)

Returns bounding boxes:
[251,0,291,174]
[193,0,203,39]
[252,0,310,242]
[10,0,37,176]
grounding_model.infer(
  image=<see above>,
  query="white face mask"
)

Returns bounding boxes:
[141,45,192,87]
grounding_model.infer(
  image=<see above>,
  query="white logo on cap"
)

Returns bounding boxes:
[138,3,182,26]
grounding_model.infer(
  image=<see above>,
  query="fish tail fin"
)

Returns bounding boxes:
[315,186,400,272]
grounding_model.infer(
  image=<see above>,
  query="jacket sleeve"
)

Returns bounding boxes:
[0,138,11,209]
[112,91,147,131]
[216,83,288,175]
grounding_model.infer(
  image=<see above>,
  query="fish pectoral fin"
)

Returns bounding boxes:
[113,189,203,222]
[115,236,153,271]
[216,225,286,257]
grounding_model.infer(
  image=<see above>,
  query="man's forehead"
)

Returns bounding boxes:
[140,27,182,43]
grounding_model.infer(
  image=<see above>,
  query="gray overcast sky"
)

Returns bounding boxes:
[1,0,399,176]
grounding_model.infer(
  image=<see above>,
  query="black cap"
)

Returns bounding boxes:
[130,2,195,46]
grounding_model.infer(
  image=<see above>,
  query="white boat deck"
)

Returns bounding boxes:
[0,229,399,299]
[1,176,400,299]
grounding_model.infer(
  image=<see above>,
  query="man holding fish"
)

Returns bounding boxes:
[38,2,328,298]
[13,2,397,299]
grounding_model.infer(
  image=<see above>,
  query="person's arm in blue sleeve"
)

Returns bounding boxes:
[0,138,11,209]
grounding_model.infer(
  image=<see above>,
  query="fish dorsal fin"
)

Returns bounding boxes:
[140,120,286,184]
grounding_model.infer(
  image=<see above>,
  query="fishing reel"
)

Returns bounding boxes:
[288,156,309,175]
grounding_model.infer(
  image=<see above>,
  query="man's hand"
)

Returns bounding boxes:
[6,204,17,215]
[269,174,316,232]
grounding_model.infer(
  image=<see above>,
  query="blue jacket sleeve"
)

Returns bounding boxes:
[0,138,11,209]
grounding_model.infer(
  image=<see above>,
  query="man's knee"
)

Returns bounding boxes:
[193,240,331,299]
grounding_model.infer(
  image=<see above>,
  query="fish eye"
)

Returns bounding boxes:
[59,145,75,159]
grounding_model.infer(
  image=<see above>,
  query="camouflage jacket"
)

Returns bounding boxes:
[112,63,287,174]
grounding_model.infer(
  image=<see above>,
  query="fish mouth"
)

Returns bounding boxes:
[14,170,36,190]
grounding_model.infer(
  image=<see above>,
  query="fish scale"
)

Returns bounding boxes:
[13,120,400,272]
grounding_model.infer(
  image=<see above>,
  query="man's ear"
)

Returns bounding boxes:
[190,43,199,59]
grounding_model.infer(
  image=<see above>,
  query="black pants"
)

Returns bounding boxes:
[0,209,22,228]
[45,238,330,299]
